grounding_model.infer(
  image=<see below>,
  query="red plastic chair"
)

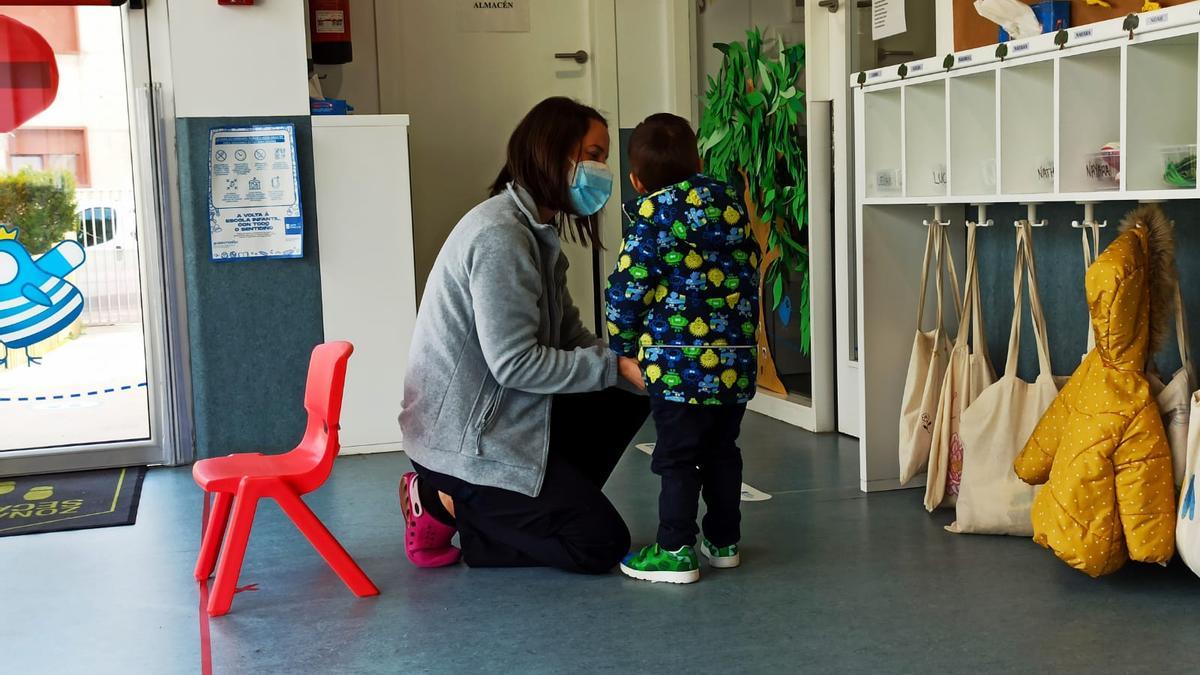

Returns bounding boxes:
[192,341,379,616]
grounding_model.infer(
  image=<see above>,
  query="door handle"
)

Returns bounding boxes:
[554,50,589,64]
[818,0,839,11]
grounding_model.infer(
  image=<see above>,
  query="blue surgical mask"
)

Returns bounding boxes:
[568,160,613,216]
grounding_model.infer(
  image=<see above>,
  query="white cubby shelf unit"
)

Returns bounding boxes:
[850,6,1200,493]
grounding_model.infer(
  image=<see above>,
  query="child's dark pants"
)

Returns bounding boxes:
[649,400,746,550]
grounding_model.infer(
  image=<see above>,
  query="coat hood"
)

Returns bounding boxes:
[1085,204,1177,370]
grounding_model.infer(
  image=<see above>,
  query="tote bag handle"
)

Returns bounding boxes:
[1081,222,1102,355]
[955,222,988,354]
[1005,222,1054,379]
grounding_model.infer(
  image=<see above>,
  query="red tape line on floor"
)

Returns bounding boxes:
[198,494,213,675]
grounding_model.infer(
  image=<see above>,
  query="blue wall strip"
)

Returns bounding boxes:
[975,201,1199,381]
[176,116,324,458]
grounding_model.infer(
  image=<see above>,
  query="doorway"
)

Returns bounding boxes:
[0,3,179,474]
[374,0,620,331]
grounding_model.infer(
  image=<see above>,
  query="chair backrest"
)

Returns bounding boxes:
[292,341,354,493]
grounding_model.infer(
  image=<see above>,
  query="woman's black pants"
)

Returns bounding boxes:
[412,387,650,574]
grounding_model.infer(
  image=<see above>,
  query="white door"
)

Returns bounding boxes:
[807,0,938,438]
[376,0,620,332]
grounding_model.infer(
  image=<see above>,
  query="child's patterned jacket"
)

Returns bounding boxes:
[605,174,759,405]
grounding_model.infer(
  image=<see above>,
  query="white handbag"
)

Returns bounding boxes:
[925,222,995,511]
[898,225,962,486]
[1147,285,1196,487]
[1176,391,1200,577]
[948,223,1059,536]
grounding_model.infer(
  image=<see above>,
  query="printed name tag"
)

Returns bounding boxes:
[1074,28,1093,39]
[1012,43,1030,52]
[957,54,973,63]
[1148,14,1169,25]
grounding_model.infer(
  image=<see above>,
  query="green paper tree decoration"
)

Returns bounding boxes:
[697,29,810,364]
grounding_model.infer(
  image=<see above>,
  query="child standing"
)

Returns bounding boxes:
[605,113,758,584]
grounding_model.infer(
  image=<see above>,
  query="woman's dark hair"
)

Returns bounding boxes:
[627,113,700,193]
[489,96,607,248]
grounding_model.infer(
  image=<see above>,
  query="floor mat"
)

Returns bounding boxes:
[0,466,147,537]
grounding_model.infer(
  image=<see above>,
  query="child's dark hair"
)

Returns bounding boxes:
[627,113,701,193]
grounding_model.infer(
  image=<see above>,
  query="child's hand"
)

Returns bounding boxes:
[618,357,646,391]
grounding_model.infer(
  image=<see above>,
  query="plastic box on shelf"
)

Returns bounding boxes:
[1162,144,1198,189]
[1082,149,1121,190]
[864,88,903,197]
[1126,33,1198,191]
[904,80,948,198]
[1059,47,1120,193]
[999,60,1055,194]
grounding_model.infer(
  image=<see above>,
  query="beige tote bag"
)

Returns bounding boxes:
[898,225,962,486]
[1175,391,1200,576]
[948,223,1059,536]
[1148,285,1195,487]
[925,222,995,511]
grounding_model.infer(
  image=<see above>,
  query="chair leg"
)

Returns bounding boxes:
[275,489,380,597]
[208,483,260,616]
[194,491,233,581]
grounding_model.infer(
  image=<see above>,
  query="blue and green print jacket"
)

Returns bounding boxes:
[604,174,759,405]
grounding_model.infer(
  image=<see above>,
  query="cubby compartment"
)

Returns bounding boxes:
[864,89,903,197]
[999,60,1056,194]
[949,72,997,196]
[1059,48,1121,192]
[903,81,948,197]
[1127,34,1199,190]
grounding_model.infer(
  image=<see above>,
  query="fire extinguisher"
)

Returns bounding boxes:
[310,0,352,65]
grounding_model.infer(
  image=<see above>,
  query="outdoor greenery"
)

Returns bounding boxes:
[697,28,810,354]
[0,169,78,254]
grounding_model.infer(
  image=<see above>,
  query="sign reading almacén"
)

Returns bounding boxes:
[458,0,530,33]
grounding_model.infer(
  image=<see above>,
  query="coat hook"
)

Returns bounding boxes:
[1071,202,1107,229]
[971,204,994,227]
[1017,203,1047,227]
[923,204,951,228]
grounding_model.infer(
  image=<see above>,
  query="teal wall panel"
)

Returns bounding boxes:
[176,116,324,458]
[974,201,1200,381]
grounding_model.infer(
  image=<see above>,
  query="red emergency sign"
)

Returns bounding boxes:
[0,14,59,134]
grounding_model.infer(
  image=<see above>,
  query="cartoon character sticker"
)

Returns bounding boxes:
[0,227,86,367]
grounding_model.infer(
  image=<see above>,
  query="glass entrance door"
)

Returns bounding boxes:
[0,3,176,473]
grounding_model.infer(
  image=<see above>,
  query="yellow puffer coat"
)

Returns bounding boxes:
[1014,205,1177,577]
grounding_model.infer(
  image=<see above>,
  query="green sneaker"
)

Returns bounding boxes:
[619,544,700,584]
[699,539,740,568]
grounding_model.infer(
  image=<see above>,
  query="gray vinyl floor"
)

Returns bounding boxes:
[3,412,1198,674]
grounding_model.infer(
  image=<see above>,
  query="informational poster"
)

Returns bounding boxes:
[457,0,530,33]
[872,0,907,41]
[208,124,304,262]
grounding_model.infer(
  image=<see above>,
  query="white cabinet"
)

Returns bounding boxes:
[850,6,1200,492]
[312,115,416,454]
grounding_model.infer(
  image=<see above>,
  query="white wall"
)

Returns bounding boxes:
[166,0,309,118]
[696,0,804,100]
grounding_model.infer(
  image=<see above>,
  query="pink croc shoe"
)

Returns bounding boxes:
[399,472,461,568]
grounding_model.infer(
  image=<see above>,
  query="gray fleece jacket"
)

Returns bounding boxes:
[399,183,619,497]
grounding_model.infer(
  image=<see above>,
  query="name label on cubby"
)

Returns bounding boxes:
[910,64,924,74]
[1012,43,1030,53]
[957,54,973,64]
[1085,162,1116,181]
[1148,14,1169,26]
[868,71,883,80]
[932,166,948,185]
[1037,163,1055,181]
[1074,28,1093,39]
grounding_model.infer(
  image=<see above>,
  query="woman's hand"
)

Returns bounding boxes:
[618,357,646,391]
